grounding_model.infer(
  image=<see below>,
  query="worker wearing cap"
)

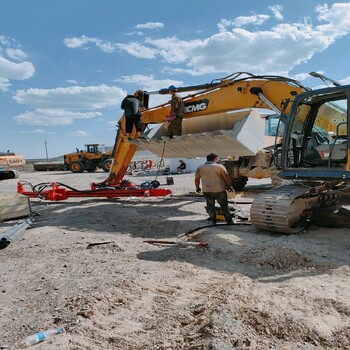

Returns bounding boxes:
[166,85,185,139]
[195,153,234,225]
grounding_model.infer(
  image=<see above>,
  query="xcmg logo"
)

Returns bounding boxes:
[184,99,209,114]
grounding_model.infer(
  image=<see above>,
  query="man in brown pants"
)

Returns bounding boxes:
[195,153,234,225]
[166,85,184,138]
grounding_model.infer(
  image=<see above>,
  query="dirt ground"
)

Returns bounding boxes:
[0,168,349,350]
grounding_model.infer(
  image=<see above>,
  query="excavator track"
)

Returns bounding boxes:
[250,185,311,234]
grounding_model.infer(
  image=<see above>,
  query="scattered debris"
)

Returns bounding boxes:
[19,327,64,347]
[0,218,34,250]
[144,240,208,248]
[86,240,115,249]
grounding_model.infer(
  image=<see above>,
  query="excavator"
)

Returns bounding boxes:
[18,72,350,233]
[0,151,26,181]
[102,72,310,188]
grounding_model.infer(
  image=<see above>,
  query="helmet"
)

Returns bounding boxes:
[168,85,178,91]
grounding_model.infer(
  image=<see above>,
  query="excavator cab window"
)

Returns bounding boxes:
[265,115,280,136]
[284,88,349,178]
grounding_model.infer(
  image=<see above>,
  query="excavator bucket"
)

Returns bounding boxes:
[137,109,268,158]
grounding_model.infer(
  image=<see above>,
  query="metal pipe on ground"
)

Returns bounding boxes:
[0,218,34,249]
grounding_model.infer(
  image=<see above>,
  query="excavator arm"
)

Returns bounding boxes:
[102,73,308,186]
[103,73,309,186]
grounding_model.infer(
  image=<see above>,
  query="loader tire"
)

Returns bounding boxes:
[86,160,97,172]
[69,161,85,173]
[224,161,248,191]
[231,176,248,191]
[101,159,112,172]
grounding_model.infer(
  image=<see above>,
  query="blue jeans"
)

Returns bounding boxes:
[203,191,232,224]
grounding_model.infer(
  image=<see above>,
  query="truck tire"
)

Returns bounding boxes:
[101,159,112,172]
[69,161,86,173]
[223,161,248,191]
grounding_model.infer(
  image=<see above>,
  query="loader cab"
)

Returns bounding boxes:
[85,144,101,155]
[281,85,350,180]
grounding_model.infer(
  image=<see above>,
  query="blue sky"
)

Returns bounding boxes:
[1,0,350,159]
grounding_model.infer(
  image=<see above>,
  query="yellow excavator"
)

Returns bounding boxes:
[100,72,349,233]
[19,72,349,233]
[103,72,309,187]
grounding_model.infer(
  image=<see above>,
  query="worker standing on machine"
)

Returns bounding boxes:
[166,85,185,139]
[195,153,234,225]
[121,91,144,140]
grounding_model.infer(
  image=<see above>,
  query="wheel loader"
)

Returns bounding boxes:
[64,144,112,173]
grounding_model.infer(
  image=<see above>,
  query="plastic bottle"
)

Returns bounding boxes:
[22,327,64,347]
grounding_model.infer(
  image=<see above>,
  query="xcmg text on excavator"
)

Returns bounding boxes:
[18,72,350,233]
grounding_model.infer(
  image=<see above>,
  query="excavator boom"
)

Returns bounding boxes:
[103,73,308,186]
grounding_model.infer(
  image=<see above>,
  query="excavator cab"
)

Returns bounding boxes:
[251,85,350,233]
[281,85,350,180]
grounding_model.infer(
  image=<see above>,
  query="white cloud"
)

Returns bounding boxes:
[292,72,313,82]
[218,15,269,31]
[6,48,28,61]
[116,74,184,106]
[116,74,183,92]
[269,5,284,21]
[166,3,350,76]
[19,128,57,134]
[12,85,126,126]
[144,37,202,64]
[71,130,90,136]
[340,76,350,85]
[115,42,157,59]
[0,56,34,80]
[63,36,91,48]
[135,22,164,30]
[64,36,116,53]
[66,79,78,84]
[63,3,350,77]
[26,128,44,133]
[14,109,102,126]
[13,85,126,109]
[0,36,35,91]
[0,77,10,92]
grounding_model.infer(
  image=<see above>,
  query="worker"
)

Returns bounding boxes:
[177,160,186,173]
[134,89,146,112]
[121,91,144,140]
[166,85,184,139]
[194,153,234,225]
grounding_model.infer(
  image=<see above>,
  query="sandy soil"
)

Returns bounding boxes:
[0,168,349,350]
